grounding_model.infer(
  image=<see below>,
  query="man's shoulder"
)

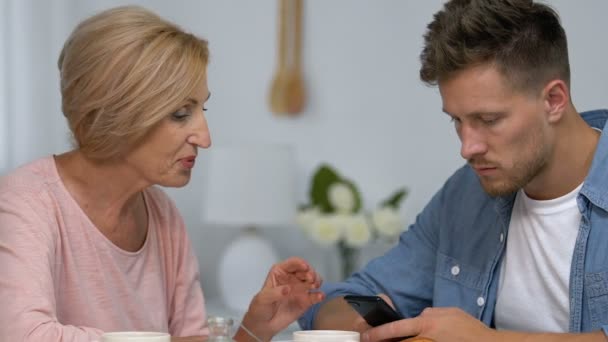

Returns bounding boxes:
[581,109,608,211]
[442,164,488,199]
[581,109,608,129]
[431,164,499,218]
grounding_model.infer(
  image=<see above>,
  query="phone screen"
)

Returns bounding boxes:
[344,295,402,327]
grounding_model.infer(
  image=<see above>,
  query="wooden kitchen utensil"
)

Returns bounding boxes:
[285,0,305,114]
[269,0,306,116]
[269,0,289,114]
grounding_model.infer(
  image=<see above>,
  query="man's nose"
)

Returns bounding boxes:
[459,125,487,160]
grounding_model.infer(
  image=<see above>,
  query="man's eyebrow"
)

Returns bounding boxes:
[442,109,456,118]
[442,109,505,118]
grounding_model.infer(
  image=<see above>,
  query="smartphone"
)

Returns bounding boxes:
[344,295,402,327]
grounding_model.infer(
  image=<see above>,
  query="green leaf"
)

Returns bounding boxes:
[309,164,341,213]
[381,187,408,209]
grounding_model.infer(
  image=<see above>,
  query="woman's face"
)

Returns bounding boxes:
[124,76,211,188]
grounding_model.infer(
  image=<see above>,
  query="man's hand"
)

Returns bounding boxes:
[361,307,494,342]
[237,257,324,341]
[313,293,392,333]
[361,306,608,342]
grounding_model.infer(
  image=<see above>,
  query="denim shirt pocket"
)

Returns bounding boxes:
[434,253,486,318]
[585,270,608,330]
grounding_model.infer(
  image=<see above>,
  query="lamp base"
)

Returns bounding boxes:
[218,227,280,314]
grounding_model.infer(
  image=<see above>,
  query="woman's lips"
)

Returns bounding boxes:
[180,156,196,169]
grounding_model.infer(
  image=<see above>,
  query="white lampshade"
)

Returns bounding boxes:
[202,144,296,227]
[202,144,296,314]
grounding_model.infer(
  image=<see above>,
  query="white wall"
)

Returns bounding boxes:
[2,0,607,301]
[1,0,71,173]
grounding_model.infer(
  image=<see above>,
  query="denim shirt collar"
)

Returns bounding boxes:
[579,109,608,212]
[494,194,515,228]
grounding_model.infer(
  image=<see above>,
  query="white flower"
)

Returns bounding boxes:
[372,207,404,238]
[296,207,320,233]
[308,214,343,246]
[328,182,355,213]
[332,213,353,231]
[343,214,372,248]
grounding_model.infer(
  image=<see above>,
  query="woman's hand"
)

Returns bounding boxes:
[237,257,324,341]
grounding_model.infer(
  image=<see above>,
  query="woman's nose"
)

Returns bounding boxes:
[187,114,212,148]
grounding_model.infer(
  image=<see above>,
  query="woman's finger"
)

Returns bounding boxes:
[306,291,325,305]
[273,257,310,274]
[253,285,291,305]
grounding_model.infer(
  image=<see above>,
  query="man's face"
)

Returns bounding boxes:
[439,64,552,197]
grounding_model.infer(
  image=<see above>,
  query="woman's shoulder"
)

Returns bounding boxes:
[0,157,61,243]
[0,156,60,202]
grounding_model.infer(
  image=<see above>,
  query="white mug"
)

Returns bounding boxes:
[101,331,170,342]
[293,330,360,342]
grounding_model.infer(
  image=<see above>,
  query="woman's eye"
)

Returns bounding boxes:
[171,108,191,121]
[203,106,208,112]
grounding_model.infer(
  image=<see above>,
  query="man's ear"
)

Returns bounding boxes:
[542,79,569,124]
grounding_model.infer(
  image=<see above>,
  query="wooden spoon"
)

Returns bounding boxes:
[269,0,289,114]
[285,0,306,115]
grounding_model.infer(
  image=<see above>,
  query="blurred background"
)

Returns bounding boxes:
[1,0,607,309]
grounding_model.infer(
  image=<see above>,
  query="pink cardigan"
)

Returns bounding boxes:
[0,157,208,341]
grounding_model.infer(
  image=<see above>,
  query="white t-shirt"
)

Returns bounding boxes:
[494,182,583,332]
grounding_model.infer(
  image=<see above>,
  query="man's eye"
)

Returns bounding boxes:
[172,108,191,120]
[481,117,500,125]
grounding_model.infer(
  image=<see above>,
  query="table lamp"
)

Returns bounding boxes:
[202,144,296,314]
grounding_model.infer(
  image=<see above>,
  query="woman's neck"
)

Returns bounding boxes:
[54,150,149,251]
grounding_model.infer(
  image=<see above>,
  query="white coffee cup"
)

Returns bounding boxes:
[293,330,360,342]
[101,331,170,342]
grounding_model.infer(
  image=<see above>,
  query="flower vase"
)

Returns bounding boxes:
[337,241,359,280]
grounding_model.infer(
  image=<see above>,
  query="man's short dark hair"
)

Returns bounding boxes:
[420,0,570,92]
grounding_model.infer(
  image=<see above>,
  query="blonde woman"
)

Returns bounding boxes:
[0,6,323,342]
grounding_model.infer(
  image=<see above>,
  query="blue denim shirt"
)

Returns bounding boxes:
[299,109,608,336]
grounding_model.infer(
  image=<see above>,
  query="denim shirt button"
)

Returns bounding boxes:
[477,296,485,307]
[451,265,460,276]
[500,233,504,242]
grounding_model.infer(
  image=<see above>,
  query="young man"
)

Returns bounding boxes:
[299,1,608,341]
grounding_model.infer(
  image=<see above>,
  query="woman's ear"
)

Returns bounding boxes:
[542,79,569,124]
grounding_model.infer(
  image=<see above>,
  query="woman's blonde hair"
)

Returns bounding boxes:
[58,5,209,160]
